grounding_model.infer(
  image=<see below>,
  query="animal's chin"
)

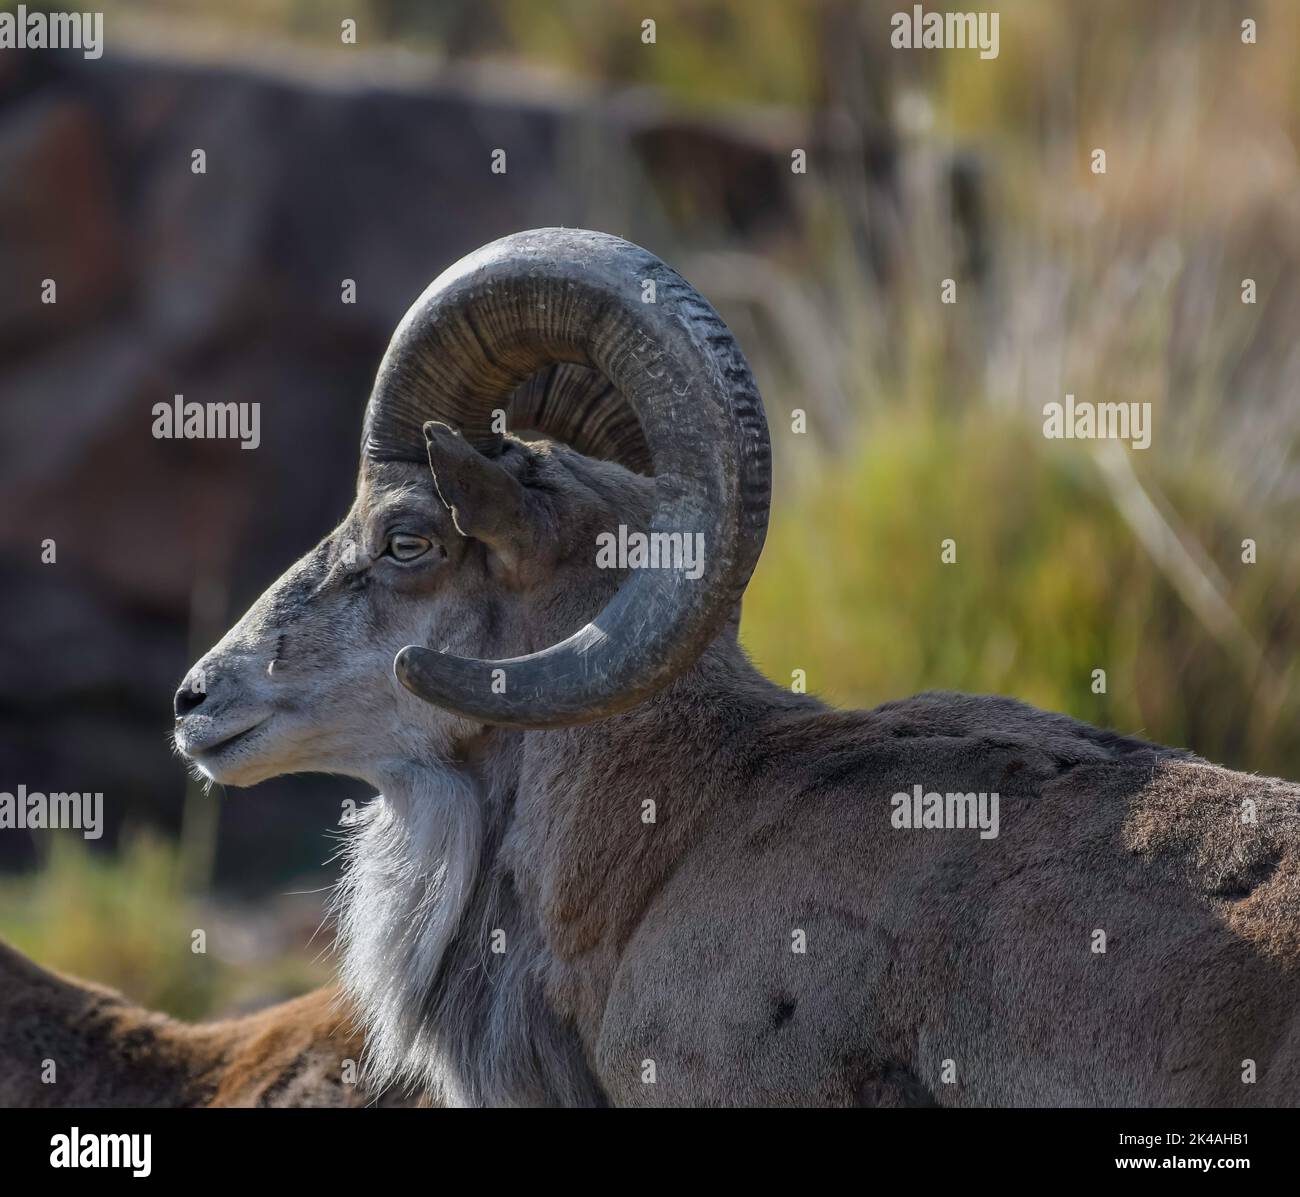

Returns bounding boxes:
[191,754,278,788]
[178,716,279,786]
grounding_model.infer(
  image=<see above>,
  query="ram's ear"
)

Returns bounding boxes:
[423,422,543,580]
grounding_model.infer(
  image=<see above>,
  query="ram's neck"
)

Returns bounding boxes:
[334,638,815,1105]
[335,742,608,1105]
[333,760,488,1096]
[504,636,821,1029]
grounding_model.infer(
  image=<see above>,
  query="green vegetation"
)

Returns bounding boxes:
[0,832,332,1019]
[743,407,1300,780]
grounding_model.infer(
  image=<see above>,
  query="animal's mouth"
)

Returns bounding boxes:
[176,716,272,763]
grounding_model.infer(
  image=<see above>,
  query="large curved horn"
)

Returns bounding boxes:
[372,228,770,728]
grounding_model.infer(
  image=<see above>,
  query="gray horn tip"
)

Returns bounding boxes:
[394,645,442,699]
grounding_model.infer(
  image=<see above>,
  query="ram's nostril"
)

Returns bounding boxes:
[174,681,207,718]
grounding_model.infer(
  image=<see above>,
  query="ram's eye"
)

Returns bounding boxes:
[387,534,433,562]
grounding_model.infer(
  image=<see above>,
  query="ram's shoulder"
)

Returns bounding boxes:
[1122,757,1300,893]
[747,689,1191,798]
[875,690,1195,764]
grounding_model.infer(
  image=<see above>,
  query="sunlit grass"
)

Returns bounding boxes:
[742,406,1300,779]
[0,832,331,1019]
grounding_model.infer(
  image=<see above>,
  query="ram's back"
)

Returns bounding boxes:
[597,691,1300,1105]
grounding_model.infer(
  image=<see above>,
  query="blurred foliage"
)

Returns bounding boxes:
[104,0,817,107]
[743,406,1300,779]
[100,0,1300,141]
[0,832,331,1018]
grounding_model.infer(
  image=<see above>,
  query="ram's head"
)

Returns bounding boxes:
[173,229,770,790]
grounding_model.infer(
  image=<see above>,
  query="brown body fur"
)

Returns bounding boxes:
[0,940,417,1107]
[529,673,1300,1105]
[170,440,1300,1106]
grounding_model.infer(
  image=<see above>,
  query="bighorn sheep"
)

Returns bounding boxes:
[0,939,412,1106]
[175,228,1300,1107]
